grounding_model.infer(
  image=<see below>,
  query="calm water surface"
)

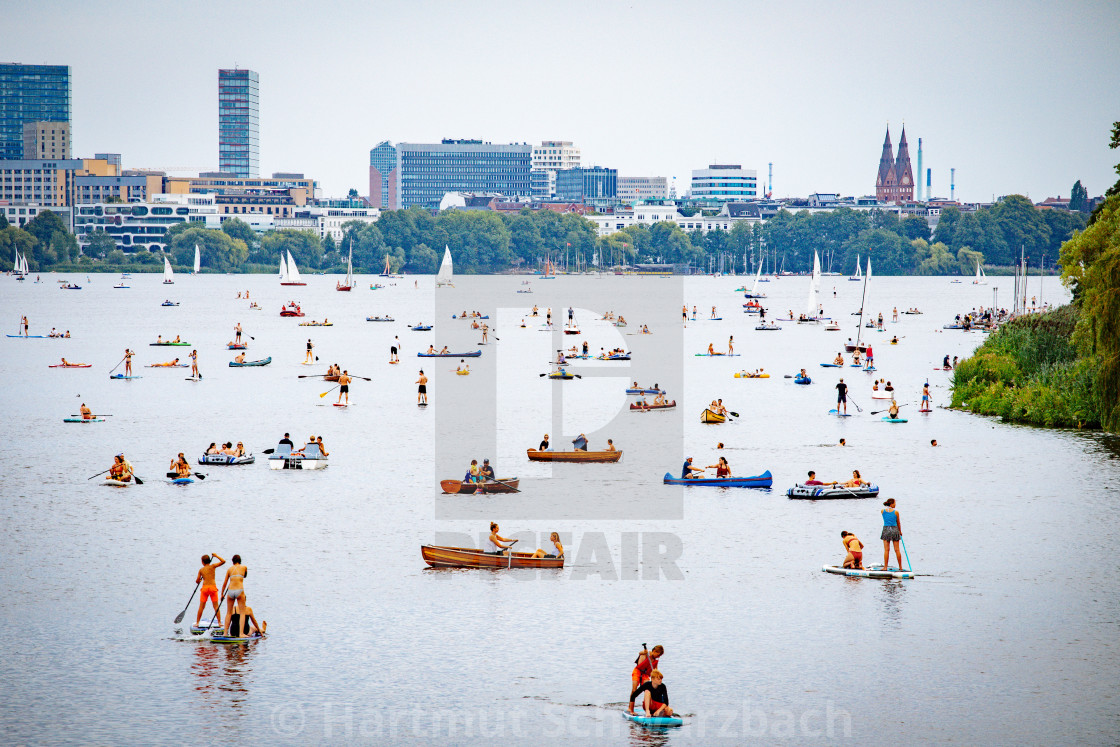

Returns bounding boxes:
[1,271,1117,745]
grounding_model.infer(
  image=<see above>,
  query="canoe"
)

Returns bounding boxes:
[786,484,880,500]
[229,357,272,367]
[733,372,770,378]
[421,544,563,569]
[882,417,908,423]
[109,375,142,380]
[663,470,772,488]
[102,479,132,488]
[700,409,726,423]
[526,448,622,463]
[794,376,812,384]
[63,417,104,423]
[366,317,395,322]
[417,350,482,357]
[629,400,676,410]
[440,478,520,494]
[626,388,663,395]
[198,454,255,465]
[623,711,683,728]
[49,363,91,368]
[150,342,190,346]
[823,565,914,579]
[6,335,48,338]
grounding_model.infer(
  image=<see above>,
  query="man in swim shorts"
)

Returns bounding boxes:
[195,553,226,627]
[338,370,351,404]
[835,378,848,415]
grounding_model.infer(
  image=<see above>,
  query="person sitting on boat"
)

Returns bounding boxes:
[234,442,246,457]
[156,335,164,344]
[426,345,436,355]
[457,360,470,374]
[107,454,132,482]
[653,392,667,406]
[841,531,864,570]
[479,459,495,482]
[520,319,526,328]
[833,352,844,365]
[173,335,181,343]
[884,381,895,395]
[227,603,266,638]
[64,331,70,338]
[681,457,704,479]
[891,335,899,344]
[531,532,564,559]
[556,351,567,365]
[605,439,617,452]
[171,453,191,479]
[488,522,515,554]
[439,346,449,355]
[707,456,731,477]
[852,349,861,366]
[872,380,880,392]
[635,397,650,411]
[618,316,626,325]
[634,669,675,719]
[205,442,220,455]
[943,355,951,369]
[471,320,480,329]
[798,368,809,380]
[235,352,246,364]
[842,470,867,488]
[642,325,651,334]
[714,399,728,416]
[804,470,835,486]
[888,401,900,419]
[315,436,329,457]
[628,646,664,714]
[539,433,549,451]
[278,433,294,449]
[573,434,589,451]
[465,459,480,483]
[952,356,959,368]
[292,435,316,457]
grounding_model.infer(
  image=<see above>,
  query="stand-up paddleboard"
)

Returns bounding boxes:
[110,375,142,380]
[623,711,683,727]
[823,565,914,579]
[189,620,223,635]
[333,403,348,408]
[882,417,908,423]
[819,363,842,368]
[101,479,132,488]
[828,410,853,417]
[694,353,740,357]
[6,334,48,338]
[708,317,723,321]
[171,477,194,485]
[418,403,428,408]
[185,377,201,382]
[919,407,932,413]
[63,417,104,423]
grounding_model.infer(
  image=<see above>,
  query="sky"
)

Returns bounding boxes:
[4,0,1119,203]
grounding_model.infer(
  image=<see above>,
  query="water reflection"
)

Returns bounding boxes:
[626,725,674,746]
[190,640,257,711]
[876,580,908,629]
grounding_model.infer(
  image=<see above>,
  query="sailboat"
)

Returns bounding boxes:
[800,252,822,323]
[849,255,862,281]
[381,255,391,278]
[846,257,872,352]
[541,255,557,279]
[744,260,766,299]
[281,249,306,286]
[973,260,987,285]
[436,246,454,287]
[162,254,175,284]
[337,244,353,291]
[192,245,201,274]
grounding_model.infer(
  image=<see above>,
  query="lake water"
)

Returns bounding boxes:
[2,270,1117,745]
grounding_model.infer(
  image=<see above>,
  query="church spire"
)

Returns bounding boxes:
[894,125,914,202]
[875,125,897,202]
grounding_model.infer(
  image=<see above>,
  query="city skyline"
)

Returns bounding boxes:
[3,0,1118,202]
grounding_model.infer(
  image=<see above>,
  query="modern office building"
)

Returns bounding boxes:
[530,140,580,198]
[0,63,71,160]
[73,172,166,204]
[369,141,398,209]
[73,194,221,253]
[163,172,317,216]
[22,121,71,160]
[689,164,758,203]
[395,140,532,209]
[618,176,668,203]
[218,69,259,178]
[555,166,617,207]
[0,157,118,208]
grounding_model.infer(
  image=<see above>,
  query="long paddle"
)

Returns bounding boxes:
[847,394,863,413]
[320,385,339,398]
[174,580,201,624]
[872,403,908,416]
[901,537,913,572]
[87,468,111,480]
[109,356,126,374]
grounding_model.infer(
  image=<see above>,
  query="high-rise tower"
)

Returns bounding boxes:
[369,141,398,209]
[218,69,259,178]
[0,63,71,160]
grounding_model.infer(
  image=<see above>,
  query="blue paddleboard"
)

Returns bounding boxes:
[828,409,853,417]
[623,711,683,727]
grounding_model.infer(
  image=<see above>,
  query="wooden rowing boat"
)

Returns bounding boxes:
[700,408,726,423]
[629,400,676,410]
[421,544,563,569]
[440,478,520,494]
[526,448,622,463]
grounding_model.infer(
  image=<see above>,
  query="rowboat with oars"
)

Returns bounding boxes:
[420,544,563,569]
[440,478,520,494]
[526,448,622,463]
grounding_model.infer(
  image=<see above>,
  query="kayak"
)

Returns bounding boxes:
[229,356,272,367]
[794,376,812,385]
[417,350,482,357]
[700,408,726,423]
[63,418,104,423]
[109,375,142,380]
[733,372,770,378]
[49,363,91,368]
[150,342,190,346]
[102,479,133,488]
[882,417,908,423]
[456,370,470,375]
[823,565,914,579]
[819,363,843,368]
[366,316,395,322]
[161,302,179,306]
[755,323,780,330]
[171,477,194,485]
[198,454,255,465]
[663,470,772,488]
[623,712,683,728]
[787,483,880,499]
[596,354,631,360]
[411,325,433,331]
[548,371,575,380]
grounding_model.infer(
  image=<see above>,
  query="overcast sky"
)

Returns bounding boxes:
[5,0,1119,202]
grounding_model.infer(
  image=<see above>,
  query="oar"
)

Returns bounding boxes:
[480,477,520,494]
[174,580,201,624]
[194,472,207,481]
[872,403,908,415]
[297,374,327,378]
[132,475,145,485]
[72,414,112,417]
[320,385,340,398]
[848,394,863,413]
[728,411,740,417]
[262,448,275,454]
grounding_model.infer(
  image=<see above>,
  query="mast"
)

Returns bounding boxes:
[856,256,871,347]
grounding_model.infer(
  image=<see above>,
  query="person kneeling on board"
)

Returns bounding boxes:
[888,400,900,419]
[633,669,675,718]
[841,531,864,570]
[227,602,266,637]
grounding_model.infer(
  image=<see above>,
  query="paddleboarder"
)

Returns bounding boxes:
[234,322,242,344]
[880,499,904,570]
[417,369,428,405]
[189,350,200,380]
[728,335,734,354]
[306,339,315,364]
[390,336,400,363]
[79,403,93,420]
[195,553,226,627]
[835,378,848,415]
[124,348,134,377]
[628,645,663,714]
[337,370,352,405]
[841,532,864,570]
[220,554,248,625]
[170,453,191,479]
[21,315,28,337]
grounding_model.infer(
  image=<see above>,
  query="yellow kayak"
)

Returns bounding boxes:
[733,372,770,379]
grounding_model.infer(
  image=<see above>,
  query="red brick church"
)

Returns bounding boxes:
[875,125,914,203]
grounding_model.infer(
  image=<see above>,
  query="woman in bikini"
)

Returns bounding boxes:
[220,554,248,625]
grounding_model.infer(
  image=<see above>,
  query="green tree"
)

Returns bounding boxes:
[221,217,257,251]
[169,226,249,272]
[261,230,322,270]
[1107,120,1120,197]
[956,246,984,277]
[0,226,36,270]
[842,228,911,274]
[348,188,359,198]
[899,215,931,242]
[1070,180,1088,213]
[408,242,438,273]
[989,195,1049,266]
[322,233,337,257]
[0,212,8,230]
[932,205,961,247]
[23,210,69,249]
[506,214,544,268]
[84,229,117,258]
[912,239,958,275]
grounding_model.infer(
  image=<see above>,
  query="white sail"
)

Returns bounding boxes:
[807,251,821,317]
[346,246,353,287]
[750,258,764,296]
[286,250,302,283]
[381,255,391,277]
[21,252,28,274]
[974,260,987,285]
[163,254,174,284]
[856,257,872,347]
[852,255,862,279]
[436,246,454,286]
[279,252,288,281]
[193,245,201,274]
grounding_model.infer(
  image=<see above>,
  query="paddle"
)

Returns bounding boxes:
[174,581,201,624]
[132,475,145,485]
[194,472,207,481]
[871,403,908,416]
[847,394,863,413]
[506,538,519,568]
[320,385,339,398]
[728,411,740,417]
[109,355,126,374]
[901,537,913,572]
[480,477,520,494]
[71,414,112,417]
[87,468,111,480]
[263,448,275,454]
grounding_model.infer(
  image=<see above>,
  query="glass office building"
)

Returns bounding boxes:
[556,167,618,206]
[369,141,398,209]
[218,69,259,178]
[0,63,71,160]
[396,140,531,209]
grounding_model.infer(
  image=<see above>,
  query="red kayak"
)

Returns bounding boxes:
[49,363,91,368]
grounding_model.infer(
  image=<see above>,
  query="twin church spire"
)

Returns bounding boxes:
[875,124,914,203]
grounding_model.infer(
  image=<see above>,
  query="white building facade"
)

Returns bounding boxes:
[618,176,668,203]
[530,140,580,198]
[689,164,759,203]
[73,193,220,253]
[587,205,760,237]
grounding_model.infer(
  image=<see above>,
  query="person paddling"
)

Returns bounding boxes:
[628,645,663,714]
[921,382,931,410]
[189,349,200,380]
[171,453,191,479]
[835,378,848,415]
[417,369,428,405]
[880,499,904,570]
[107,454,132,482]
[194,553,226,627]
[488,522,515,554]
[220,554,248,625]
[124,348,134,377]
[337,370,352,405]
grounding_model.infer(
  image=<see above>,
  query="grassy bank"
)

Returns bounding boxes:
[950,305,1104,428]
